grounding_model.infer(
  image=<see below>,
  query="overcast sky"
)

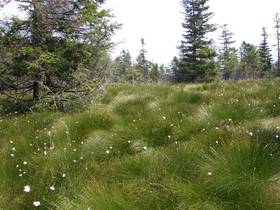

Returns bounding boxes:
[105,0,280,65]
[1,0,280,65]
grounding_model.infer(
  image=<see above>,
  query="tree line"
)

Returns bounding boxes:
[0,0,280,112]
[112,0,280,83]
[175,0,280,82]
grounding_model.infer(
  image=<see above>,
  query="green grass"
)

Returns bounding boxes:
[2,80,280,209]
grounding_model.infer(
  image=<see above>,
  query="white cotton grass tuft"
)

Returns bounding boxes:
[33,201,41,207]
[23,185,30,193]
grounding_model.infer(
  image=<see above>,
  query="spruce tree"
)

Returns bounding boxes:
[0,0,119,105]
[258,27,272,78]
[172,56,181,81]
[218,24,238,80]
[115,50,132,80]
[239,42,260,79]
[149,63,160,82]
[178,0,216,82]
[136,38,150,81]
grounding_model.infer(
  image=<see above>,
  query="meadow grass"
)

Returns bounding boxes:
[1,80,280,209]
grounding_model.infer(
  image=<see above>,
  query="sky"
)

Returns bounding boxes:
[104,0,183,65]
[105,0,280,65]
[1,0,280,65]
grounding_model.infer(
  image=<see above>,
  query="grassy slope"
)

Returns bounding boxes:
[1,80,280,209]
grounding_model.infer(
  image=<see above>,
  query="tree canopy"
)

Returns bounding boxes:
[177,0,217,82]
[0,0,119,110]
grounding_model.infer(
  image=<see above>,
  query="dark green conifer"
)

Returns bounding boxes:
[258,27,272,78]
[218,24,238,80]
[178,0,217,82]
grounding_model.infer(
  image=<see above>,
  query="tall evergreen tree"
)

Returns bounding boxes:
[239,42,260,79]
[172,56,181,81]
[114,50,132,80]
[178,0,217,82]
[0,0,119,105]
[136,38,149,81]
[258,27,272,78]
[218,24,238,80]
[149,63,160,82]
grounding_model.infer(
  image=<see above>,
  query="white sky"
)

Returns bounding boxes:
[105,0,280,65]
[1,1,280,65]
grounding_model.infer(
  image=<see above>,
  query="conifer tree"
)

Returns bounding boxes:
[178,0,217,82]
[218,24,238,80]
[136,38,150,81]
[239,42,260,79]
[149,63,160,82]
[0,0,119,105]
[114,50,132,80]
[258,27,272,78]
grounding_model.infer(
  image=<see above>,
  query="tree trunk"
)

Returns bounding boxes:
[33,80,40,101]
[33,68,45,101]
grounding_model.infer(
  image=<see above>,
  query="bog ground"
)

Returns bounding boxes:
[2,80,280,210]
